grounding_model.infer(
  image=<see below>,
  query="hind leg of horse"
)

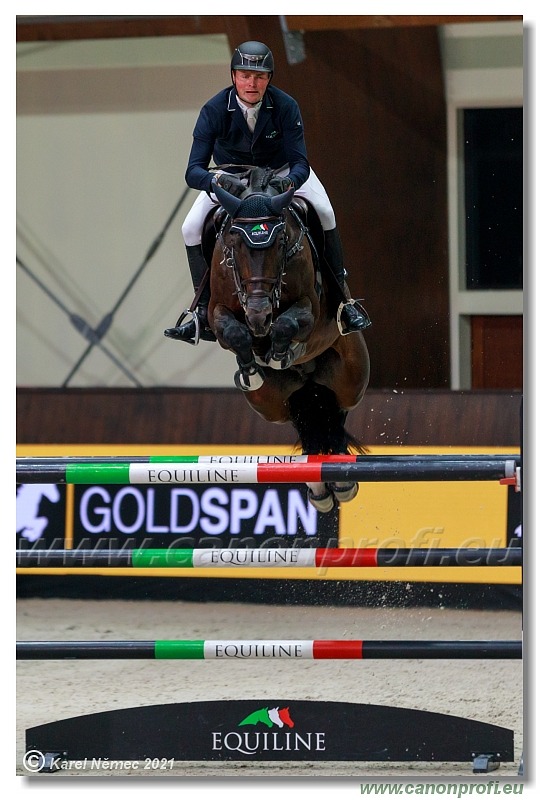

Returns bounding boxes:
[313,334,370,410]
[244,370,306,424]
[308,338,369,510]
[212,304,265,392]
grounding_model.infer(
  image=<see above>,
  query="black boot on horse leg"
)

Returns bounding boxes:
[164,244,217,344]
[324,228,371,334]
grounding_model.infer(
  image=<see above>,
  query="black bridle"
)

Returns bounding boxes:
[217,205,312,312]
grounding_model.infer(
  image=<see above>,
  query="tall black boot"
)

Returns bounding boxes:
[164,244,216,344]
[324,228,371,333]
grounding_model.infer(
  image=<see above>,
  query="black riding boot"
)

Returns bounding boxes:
[324,228,371,333]
[164,244,216,344]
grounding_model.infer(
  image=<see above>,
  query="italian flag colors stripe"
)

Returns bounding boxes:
[153,640,362,659]
[130,548,378,568]
[64,461,332,484]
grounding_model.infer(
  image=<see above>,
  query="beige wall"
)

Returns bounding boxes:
[17,35,239,387]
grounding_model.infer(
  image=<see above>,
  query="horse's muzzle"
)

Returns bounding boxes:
[245,296,273,337]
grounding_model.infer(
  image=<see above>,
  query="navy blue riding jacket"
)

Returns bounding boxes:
[185,85,311,194]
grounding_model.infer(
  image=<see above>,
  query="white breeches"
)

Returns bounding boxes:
[181,167,336,246]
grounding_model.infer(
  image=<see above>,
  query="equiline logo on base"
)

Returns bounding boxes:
[25,699,515,765]
[211,705,326,756]
[239,706,294,728]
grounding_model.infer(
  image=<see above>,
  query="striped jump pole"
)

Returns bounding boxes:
[16,639,522,660]
[16,547,523,569]
[16,454,521,465]
[16,456,518,485]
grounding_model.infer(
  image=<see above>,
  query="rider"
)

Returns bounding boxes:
[164,40,371,344]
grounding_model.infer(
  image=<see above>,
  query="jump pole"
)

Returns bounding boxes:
[16,639,522,660]
[16,458,518,485]
[16,547,523,568]
[17,453,521,465]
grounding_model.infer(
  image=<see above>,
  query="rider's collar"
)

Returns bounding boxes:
[227,88,273,111]
[235,97,262,115]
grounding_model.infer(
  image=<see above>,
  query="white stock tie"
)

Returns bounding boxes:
[246,107,258,132]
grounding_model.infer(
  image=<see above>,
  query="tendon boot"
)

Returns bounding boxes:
[164,244,216,344]
[324,227,371,333]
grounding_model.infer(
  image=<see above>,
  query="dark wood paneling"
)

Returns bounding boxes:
[286,15,522,31]
[256,20,449,387]
[471,316,523,390]
[16,16,227,41]
[16,388,522,447]
[16,15,522,41]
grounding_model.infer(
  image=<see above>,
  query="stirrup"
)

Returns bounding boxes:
[164,309,215,346]
[336,299,372,335]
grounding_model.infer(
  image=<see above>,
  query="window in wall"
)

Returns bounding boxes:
[463,107,523,290]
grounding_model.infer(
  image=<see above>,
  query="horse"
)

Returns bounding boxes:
[203,166,370,513]
[239,706,295,729]
[16,483,61,542]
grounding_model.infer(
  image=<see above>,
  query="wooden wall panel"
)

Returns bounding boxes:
[16,16,522,41]
[16,388,522,448]
[249,19,449,388]
[471,316,523,390]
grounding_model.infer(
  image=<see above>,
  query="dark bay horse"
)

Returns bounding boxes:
[206,167,370,512]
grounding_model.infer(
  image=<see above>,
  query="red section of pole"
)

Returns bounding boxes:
[315,549,379,567]
[257,463,323,482]
[312,640,364,659]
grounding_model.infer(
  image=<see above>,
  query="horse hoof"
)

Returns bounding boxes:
[265,341,307,369]
[234,366,265,392]
[307,486,336,513]
[329,482,359,503]
[265,348,294,370]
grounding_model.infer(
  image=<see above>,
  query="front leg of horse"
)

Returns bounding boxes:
[265,302,314,370]
[213,305,265,392]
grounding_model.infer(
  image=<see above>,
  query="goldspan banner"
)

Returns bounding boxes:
[16,444,521,585]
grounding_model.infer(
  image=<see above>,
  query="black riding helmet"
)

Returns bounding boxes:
[231,41,274,79]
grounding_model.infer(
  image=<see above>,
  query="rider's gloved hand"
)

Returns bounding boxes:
[269,176,295,194]
[213,173,246,198]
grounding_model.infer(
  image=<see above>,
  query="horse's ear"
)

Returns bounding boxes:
[213,182,243,218]
[270,186,295,215]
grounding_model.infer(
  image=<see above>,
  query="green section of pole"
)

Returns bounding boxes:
[65,463,131,484]
[154,640,205,659]
[131,549,194,568]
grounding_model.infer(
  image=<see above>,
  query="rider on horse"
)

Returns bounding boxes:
[164,40,371,345]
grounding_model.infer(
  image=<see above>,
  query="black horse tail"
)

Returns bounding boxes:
[287,381,367,455]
